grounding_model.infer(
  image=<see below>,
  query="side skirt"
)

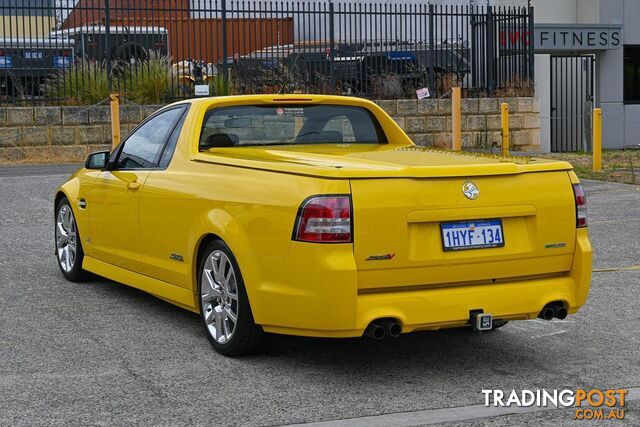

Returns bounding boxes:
[83,256,199,313]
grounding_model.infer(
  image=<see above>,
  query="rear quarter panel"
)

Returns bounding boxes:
[137,155,351,300]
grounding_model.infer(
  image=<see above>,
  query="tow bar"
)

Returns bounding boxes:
[470,309,493,331]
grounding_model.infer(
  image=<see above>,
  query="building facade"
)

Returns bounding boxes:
[442,0,635,151]
[494,0,635,151]
[0,0,56,37]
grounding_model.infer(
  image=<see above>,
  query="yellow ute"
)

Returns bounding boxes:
[54,95,592,355]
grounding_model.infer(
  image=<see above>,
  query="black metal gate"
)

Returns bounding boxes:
[551,55,595,152]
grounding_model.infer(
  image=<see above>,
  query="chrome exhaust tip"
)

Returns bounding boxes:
[364,322,386,340]
[388,323,402,338]
[378,318,402,338]
[538,306,555,321]
[555,307,568,320]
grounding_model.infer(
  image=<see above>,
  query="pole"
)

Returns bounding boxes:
[328,1,336,92]
[527,5,535,83]
[104,0,112,91]
[221,0,228,76]
[501,102,510,156]
[452,87,462,151]
[428,4,435,92]
[110,93,121,149]
[593,108,602,172]
[486,6,495,96]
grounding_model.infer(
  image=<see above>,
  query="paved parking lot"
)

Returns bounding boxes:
[1,164,639,426]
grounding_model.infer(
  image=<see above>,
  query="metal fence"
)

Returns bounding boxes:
[0,0,534,104]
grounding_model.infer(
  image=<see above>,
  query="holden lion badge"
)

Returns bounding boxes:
[462,181,480,200]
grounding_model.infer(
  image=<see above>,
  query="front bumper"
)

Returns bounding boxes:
[241,229,592,338]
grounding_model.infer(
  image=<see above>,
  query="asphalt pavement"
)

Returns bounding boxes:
[0,163,638,426]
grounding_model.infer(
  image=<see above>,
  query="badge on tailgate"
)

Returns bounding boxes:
[440,219,505,251]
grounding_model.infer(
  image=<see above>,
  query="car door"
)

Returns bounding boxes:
[137,107,193,288]
[87,106,187,272]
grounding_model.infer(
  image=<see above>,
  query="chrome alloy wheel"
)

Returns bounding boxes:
[200,250,239,344]
[55,205,77,272]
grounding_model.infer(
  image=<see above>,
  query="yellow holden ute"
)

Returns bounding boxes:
[54,95,592,356]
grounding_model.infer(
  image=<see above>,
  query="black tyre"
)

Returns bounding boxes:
[198,240,265,356]
[55,198,87,282]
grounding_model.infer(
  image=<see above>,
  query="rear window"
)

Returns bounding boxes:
[199,104,387,150]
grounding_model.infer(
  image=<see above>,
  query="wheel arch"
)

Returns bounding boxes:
[192,232,259,316]
[192,232,230,295]
[54,189,76,223]
[54,190,68,212]
[54,178,87,250]
[54,178,81,213]
[194,233,223,277]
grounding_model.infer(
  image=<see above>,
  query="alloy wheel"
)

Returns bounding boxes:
[200,250,239,344]
[55,205,77,273]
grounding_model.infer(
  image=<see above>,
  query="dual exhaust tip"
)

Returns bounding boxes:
[538,302,568,321]
[365,304,567,339]
[364,318,402,340]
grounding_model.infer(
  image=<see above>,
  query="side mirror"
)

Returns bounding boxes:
[85,151,110,170]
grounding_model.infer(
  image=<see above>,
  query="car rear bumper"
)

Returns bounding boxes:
[242,229,592,338]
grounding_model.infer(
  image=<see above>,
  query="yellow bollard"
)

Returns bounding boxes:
[593,108,602,172]
[110,93,121,149]
[452,87,462,151]
[501,103,510,156]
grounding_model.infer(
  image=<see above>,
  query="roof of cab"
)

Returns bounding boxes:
[168,94,379,109]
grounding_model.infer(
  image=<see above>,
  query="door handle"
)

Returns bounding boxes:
[128,182,141,190]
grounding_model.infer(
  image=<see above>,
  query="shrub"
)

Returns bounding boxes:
[210,72,236,96]
[371,74,403,99]
[125,51,173,104]
[495,78,535,97]
[45,60,110,104]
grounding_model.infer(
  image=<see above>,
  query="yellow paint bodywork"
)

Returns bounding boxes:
[56,95,592,337]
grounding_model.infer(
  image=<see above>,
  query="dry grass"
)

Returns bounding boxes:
[0,145,108,165]
[541,150,640,185]
[494,78,535,98]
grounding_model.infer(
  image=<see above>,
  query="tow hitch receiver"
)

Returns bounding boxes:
[470,310,493,331]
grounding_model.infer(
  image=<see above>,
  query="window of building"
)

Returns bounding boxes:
[624,46,640,103]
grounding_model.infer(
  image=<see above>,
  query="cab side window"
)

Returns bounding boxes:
[322,115,356,143]
[115,107,185,170]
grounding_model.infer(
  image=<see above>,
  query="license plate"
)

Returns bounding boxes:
[53,56,72,69]
[0,56,12,68]
[24,51,43,59]
[441,219,504,251]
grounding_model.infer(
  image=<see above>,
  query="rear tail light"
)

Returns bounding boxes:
[293,195,352,243]
[572,184,587,228]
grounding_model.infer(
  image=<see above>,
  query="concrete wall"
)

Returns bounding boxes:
[377,98,541,152]
[0,98,541,163]
[490,0,599,24]
[0,105,161,163]
[534,54,552,153]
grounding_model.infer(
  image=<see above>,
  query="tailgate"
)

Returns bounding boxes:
[351,171,576,291]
